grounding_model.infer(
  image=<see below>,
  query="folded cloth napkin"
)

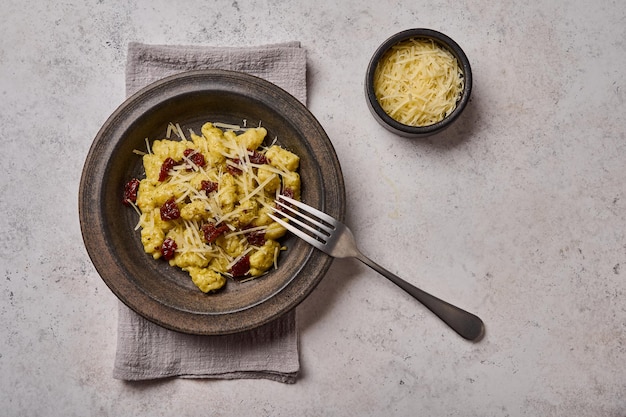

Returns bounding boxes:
[112,41,307,383]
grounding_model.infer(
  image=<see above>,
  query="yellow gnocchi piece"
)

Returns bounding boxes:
[231,199,258,228]
[265,221,287,240]
[217,173,239,213]
[201,123,228,163]
[142,154,163,184]
[282,172,301,200]
[180,200,210,222]
[169,250,210,269]
[249,240,280,276]
[140,226,165,259]
[151,139,187,159]
[236,127,267,150]
[219,234,247,258]
[257,166,281,193]
[137,182,186,211]
[186,267,227,293]
[266,145,300,171]
[251,205,275,227]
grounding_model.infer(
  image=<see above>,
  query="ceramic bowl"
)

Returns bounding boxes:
[365,28,472,138]
[79,70,345,335]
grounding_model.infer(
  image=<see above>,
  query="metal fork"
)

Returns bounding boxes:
[268,195,485,341]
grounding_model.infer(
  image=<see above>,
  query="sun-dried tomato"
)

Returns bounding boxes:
[122,178,140,206]
[246,230,266,247]
[281,187,295,200]
[201,180,218,194]
[183,148,206,169]
[158,157,178,181]
[248,150,268,165]
[227,160,242,176]
[160,197,180,221]
[161,238,177,260]
[202,223,229,243]
[276,187,296,210]
[230,255,250,277]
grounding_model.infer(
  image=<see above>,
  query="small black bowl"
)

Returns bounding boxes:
[365,28,472,138]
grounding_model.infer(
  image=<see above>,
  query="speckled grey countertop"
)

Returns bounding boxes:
[1,0,625,416]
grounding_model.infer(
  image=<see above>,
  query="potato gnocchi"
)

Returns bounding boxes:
[122,122,301,293]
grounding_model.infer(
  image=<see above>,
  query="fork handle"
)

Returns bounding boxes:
[356,254,485,341]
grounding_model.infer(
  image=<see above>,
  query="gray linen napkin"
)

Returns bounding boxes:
[112,41,306,383]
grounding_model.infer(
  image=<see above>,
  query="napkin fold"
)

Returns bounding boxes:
[112,41,307,383]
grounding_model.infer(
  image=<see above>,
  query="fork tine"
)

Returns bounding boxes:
[270,205,328,239]
[267,212,326,249]
[275,200,334,236]
[277,195,337,226]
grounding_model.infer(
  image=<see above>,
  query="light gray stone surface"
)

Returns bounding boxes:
[1,0,625,415]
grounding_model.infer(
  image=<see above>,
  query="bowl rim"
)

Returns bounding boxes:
[79,69,346,335]
[365,28,472,137]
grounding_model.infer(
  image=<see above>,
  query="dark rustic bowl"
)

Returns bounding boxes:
[79,70,345,335]
[365,28,472,138]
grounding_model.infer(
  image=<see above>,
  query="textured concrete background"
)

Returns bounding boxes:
[1,0,625,416]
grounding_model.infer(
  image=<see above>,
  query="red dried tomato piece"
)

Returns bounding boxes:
[122,178,140,206]
[183,148,206,169]
[158,157,178,181]
[276,187,295,209]
[248,150,268,165]
[202,223,229,244]
[227,160,242,176]
[160,197,180,221]
[230,255,250,277]
[201,180,218,194]
[246,230,266,247]
[281,187,295,200]
[161,238,177,260]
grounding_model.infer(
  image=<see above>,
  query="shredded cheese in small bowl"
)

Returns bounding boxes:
[365,29,472,138]
[374,38,464,127]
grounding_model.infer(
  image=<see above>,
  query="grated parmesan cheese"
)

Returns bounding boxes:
[373,38,464,127]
